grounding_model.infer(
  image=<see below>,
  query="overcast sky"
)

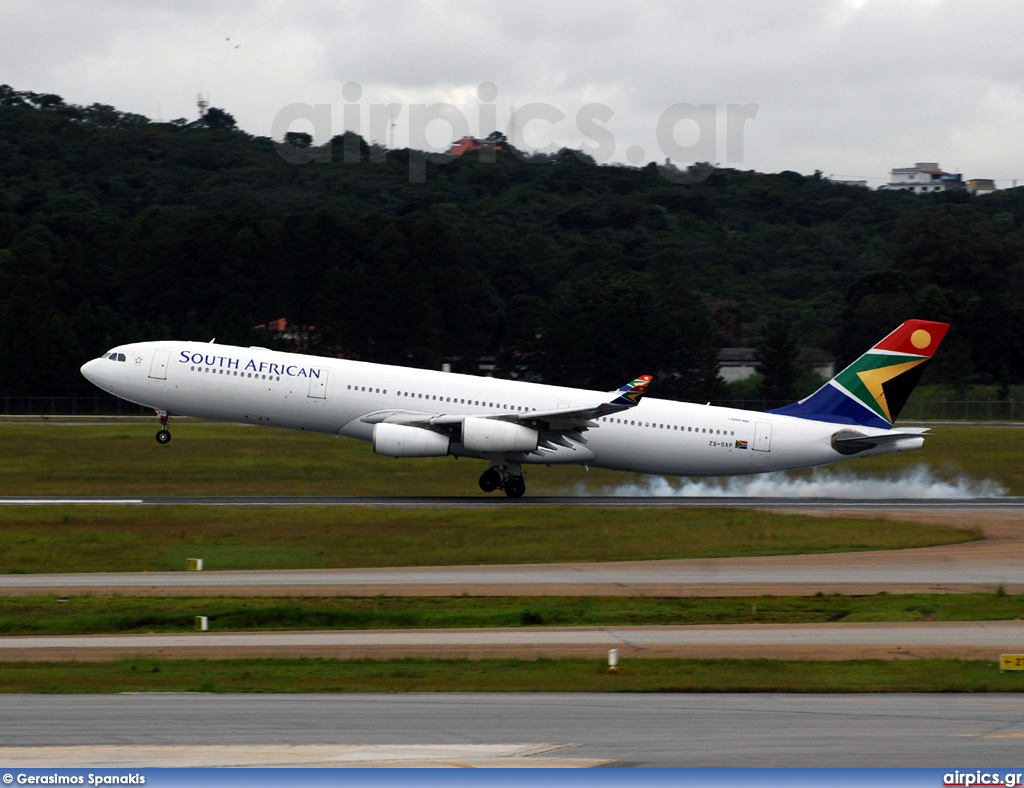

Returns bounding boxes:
[6,0,1024,186]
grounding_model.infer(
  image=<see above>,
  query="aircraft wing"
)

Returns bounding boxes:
[359,374,652,453]
[497,374,652,429]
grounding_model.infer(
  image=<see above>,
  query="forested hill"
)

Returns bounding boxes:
[1,85,1022,399]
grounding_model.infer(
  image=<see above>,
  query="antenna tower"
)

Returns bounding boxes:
[197,92,210,117]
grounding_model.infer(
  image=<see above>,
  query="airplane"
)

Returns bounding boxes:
[80,319,949,498]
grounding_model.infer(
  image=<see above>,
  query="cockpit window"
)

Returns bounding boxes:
[106,352,127,362]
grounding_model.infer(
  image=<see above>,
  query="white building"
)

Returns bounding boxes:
[717,348,835,383]
[968,178,997,195]
[881,162,966,194]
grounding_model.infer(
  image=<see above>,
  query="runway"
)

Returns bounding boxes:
[1,620,1022,661]
[2,693,1023,767]
[1,494,1022,508]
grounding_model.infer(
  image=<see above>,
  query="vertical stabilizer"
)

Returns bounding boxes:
[768,320,950,428]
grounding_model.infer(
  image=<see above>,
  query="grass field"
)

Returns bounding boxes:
[0,423,1018,496]
[0,505,978,573]
[0,592,1020,635]
[3,657,1024,694]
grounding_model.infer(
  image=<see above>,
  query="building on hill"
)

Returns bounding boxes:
[968,178,997,195]
[881,162,966,194]
[717,348,835,384]
[826,177,869,188]
[450,131,506,156]
[253,318,317,351]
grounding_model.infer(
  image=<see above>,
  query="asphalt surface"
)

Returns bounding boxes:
[2,693,1023,767]
[2,621,1022,661]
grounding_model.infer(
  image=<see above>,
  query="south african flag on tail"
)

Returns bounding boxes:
[768,320,950,429]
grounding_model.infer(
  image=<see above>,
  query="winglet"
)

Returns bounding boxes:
[608,374,652,408]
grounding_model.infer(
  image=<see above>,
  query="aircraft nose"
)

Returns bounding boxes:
[80,358,99,382]
[80,357,108,388]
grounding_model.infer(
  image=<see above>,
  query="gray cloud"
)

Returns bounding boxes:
[4,0,1024,183]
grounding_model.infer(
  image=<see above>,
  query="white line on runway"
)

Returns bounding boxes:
[0,499,144,505]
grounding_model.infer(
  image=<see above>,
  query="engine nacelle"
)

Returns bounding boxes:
[372,423,450,458]
[461,416,538,453]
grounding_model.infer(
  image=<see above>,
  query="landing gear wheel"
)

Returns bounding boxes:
[155,410,171,445]
[503,476,526,499]
[479,468,501,493]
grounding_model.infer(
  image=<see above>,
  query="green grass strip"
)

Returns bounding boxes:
[0,593,1020,635]
[4,657,1024,694]
[0,423,1019,496]
[0,506,978,574]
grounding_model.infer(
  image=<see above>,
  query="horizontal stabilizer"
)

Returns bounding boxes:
[831,428,929,455]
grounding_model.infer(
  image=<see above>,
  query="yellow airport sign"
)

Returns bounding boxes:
[1000,654,1024,671]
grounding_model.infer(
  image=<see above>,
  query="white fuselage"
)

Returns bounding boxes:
[81,341,922,477]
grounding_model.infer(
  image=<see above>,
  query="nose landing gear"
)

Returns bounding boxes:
[155,410,171,445]
[478,463,526,499]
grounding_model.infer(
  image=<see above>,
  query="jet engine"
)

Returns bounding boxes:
[461,417,539,453]
[372,423,450,457]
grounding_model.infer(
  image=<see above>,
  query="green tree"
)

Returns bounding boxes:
[202,107,236,131]
[755,311,801,403]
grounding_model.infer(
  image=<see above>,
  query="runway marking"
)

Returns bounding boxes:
[0,499,144,505]
[958,733,1024,738]
[0,743,607,768]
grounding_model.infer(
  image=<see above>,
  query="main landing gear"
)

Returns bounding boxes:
[155,410,171,445]
[478,464,526,499]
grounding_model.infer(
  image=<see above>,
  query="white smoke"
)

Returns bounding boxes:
[574,464,1007,498]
